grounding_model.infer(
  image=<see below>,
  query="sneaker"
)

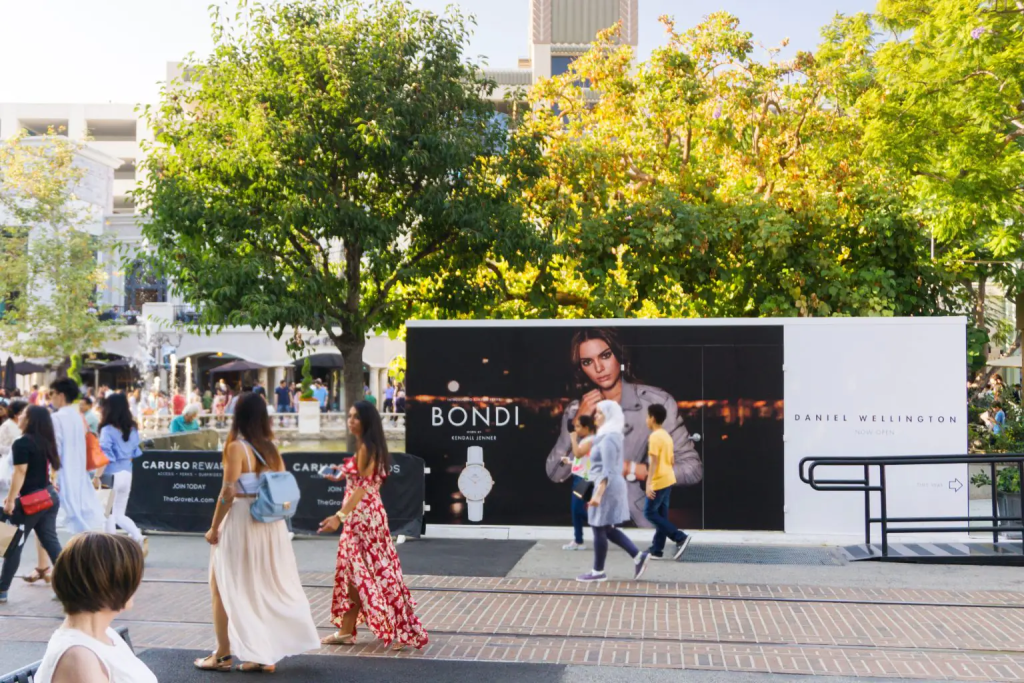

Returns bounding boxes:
[674,535,693,560]
[0,591,7,604]
[645,548,665,560]
[634,551,652,580]
[576,571,608,583]
[562,541,587,551]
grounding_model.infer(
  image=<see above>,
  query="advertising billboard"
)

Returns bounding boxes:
[407,318,968,536]
[407,322,786,531]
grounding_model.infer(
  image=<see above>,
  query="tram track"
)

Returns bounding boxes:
[138,575,1024,610]
[6,612,1024,659]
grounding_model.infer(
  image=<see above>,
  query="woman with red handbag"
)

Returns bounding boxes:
[0,405,63,604]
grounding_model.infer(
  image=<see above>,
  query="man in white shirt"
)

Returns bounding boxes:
[49,379,104,533]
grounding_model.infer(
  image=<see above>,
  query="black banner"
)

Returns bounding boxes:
[126,451,425,537]
[407,323,785,530]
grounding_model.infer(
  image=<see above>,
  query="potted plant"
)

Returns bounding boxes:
[297,357,320,435]
[970,467,1022,539]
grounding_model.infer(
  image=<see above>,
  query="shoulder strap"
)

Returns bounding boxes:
[236,439,257,472]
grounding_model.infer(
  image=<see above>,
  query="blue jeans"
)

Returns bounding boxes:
[571,475,589,544]
[644,487,685,555]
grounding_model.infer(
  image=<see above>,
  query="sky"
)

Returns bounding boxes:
[0,0,878,105]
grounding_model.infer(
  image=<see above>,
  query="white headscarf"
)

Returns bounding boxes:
[596,399,625,437]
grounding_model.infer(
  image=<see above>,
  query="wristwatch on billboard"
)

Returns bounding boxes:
[458,446,494,523]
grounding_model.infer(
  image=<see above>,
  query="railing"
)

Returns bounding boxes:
[138,410,406,435]
[799,454,1024,556]
[94,305,140,325]
[1,627,133,683]
[173,304,201,324]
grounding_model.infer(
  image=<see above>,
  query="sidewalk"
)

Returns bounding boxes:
[2,535,1024,681]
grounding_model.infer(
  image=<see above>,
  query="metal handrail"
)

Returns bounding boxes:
[799,454,1024,557]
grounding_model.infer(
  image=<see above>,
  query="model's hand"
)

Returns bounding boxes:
[578,390,603,418]
[587,495,602,508]
[205,528,219,545]
[3,498,14,516]
[561,457,572,465]
[318,515,341,534]
[646,487,656,500]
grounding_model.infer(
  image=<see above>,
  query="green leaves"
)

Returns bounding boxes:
[0,134,123,362]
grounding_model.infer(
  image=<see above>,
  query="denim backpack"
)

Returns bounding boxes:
[245,443,300,523]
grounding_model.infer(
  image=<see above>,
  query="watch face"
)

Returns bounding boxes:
[458,465,493,501]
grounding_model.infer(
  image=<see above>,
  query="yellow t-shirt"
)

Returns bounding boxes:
[648,428,676,491]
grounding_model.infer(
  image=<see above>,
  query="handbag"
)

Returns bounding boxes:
[19,485,57,516]
[246,444,300,523]
[572,477,594,502]
[83,416,109,471]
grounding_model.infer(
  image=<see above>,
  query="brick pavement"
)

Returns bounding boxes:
[4,574,1024,680]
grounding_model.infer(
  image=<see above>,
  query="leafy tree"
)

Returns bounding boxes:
[867,0,1024,378]
[451,14,953,321]
[0,133,122,364]
[136,0,538,436]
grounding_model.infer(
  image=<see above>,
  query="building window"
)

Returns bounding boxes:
[124,260,167,311]
[551,56,576,77]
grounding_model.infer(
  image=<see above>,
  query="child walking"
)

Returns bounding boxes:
[562,414,595,551]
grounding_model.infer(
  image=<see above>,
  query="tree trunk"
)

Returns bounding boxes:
[337,336,366,452]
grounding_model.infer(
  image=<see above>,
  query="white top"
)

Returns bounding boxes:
[35,627,157,683]
[0,418,21,457]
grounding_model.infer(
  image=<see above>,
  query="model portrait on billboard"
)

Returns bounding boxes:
[545,328,703,526]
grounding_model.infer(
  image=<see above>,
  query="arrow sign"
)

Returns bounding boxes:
[949,478,963,493]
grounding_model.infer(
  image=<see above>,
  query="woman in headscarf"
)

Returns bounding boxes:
[577,400,651,583]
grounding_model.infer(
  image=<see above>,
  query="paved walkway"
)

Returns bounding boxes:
[3,536,1024,681]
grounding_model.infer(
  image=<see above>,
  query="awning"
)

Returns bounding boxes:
[987,355,1022,368]
[13,361,47,375]
[293,353,344,369]
[210,360,266,374]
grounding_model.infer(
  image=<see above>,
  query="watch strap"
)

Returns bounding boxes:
[468,500,484,522]
[467,446,484,466]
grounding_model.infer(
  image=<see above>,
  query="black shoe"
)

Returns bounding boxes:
[674,535,692,560]
[645,547,665,560]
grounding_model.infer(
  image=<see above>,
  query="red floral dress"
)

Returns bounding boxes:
[330,457,429,649]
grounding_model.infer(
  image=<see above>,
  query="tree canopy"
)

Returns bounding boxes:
[136,0,541,419]
[0,133,121,363]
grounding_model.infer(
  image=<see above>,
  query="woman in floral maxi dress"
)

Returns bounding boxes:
[318,401,428,650]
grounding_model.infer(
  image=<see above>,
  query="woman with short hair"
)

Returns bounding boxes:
[34,532,156,683]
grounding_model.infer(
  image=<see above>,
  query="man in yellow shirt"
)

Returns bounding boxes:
[644,404,692,560]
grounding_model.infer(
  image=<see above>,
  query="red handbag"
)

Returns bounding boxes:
[19,487,55,516]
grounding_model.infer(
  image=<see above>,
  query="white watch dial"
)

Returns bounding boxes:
[458,464,493,501]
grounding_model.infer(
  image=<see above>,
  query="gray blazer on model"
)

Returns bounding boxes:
[546,381,703,526]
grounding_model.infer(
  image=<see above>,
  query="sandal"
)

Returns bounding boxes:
[237,662,276,673]
[320,632,357,646]
[194,654,234,671]
[22,567,52,584]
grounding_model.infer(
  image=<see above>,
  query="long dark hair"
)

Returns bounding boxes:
[22,405,61,472]
[228,392,283,471]
[99,393,137,442]
[569,327,634,393]
[352,400,390,476]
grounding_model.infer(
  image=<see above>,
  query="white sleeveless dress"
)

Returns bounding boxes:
[34,626,157,683]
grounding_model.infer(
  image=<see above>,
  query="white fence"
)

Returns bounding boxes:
[138,411,406,436]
